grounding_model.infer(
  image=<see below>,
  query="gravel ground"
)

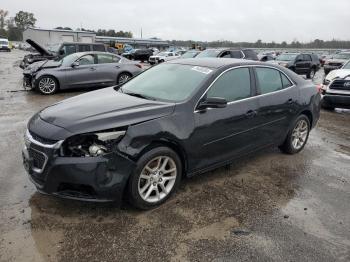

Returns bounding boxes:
[0,49,349,262]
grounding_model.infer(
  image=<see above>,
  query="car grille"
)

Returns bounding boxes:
[29,131,58,145]
[328,62,343,67]
[329,80,350,90]
[28,147,47,170]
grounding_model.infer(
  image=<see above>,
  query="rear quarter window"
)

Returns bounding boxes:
[255,67,292,94]
[92,45,106,52]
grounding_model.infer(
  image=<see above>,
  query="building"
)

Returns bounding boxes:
[95,36,170,50]
[23,27,96,48]
[23,27,170,50]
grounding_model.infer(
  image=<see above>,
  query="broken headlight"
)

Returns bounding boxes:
[61,129,126,157]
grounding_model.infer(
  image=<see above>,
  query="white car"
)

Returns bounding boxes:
[321,60,350,110]
[0,38,11,52]
[149,51,180,65]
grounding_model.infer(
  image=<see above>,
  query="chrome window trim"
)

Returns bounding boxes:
[194,65,296,113]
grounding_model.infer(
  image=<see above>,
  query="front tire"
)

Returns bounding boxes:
[279,115,310,154]
[127,147,182,210]
[36,75,59,95]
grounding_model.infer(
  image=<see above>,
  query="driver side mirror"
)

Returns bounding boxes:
[197,97,227,111]
[59,49,65,56]
[71,61,79,67]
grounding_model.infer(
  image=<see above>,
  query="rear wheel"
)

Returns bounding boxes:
[127,147,182,209]
[117,72,131,85]
[36,76,58,95]
[307,68,316,79]
[279,115,310,154]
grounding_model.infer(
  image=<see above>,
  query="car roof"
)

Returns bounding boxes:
[168,58,264,69]
[70,51,118,56]
[62,42,104,45]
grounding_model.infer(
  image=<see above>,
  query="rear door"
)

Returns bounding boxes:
[191,67,261,171]
[95,53,122,86]
[295,54,308,74]
[253,66,299,145]
[65,54,99,88]
[230,50,244,59]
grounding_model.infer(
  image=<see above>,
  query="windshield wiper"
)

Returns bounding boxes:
[124,91,157,101]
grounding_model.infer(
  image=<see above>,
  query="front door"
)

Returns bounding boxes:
[65,54,99,88]
[189,67,261,172]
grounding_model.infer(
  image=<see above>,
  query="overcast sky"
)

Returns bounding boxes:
[2,0,349,42]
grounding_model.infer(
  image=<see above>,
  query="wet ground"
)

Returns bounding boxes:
[0,50,349,262]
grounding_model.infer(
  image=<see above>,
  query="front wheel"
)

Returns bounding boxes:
[36,76,59,95]
[127,147,182,209]
[279,115,310,154]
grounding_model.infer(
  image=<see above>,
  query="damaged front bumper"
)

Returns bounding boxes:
[22,130,136,203]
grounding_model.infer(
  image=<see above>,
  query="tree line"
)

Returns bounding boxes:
[0,10,36,41]
[171,38,350,49]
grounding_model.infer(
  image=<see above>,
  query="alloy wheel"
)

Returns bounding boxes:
[118,74,130,84]
[310,69,315,79]
[291,119,308,150]
[38,77,56,94]
[138,156,177,203]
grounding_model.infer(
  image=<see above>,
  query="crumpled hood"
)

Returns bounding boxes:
[24,60,61,74]
[39,87,175,135]
[26,39,53,56]
[325,69,350,81]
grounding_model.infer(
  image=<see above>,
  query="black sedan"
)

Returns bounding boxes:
[22,58,321,209]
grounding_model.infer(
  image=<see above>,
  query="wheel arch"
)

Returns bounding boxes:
[299,109,313,128]
[134,139,188,178]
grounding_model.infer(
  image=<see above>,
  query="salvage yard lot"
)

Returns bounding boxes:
[0,50,349,261]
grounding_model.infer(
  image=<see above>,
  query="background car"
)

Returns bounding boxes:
[195,48,259,60]
[148,51,181,65]
[122,49,153,62]
[23,51,142,95]
[324,52,350,75]
[272,52,320,79]
[321,60,350,110]
[0,38,11,52]
[20,39,107,69]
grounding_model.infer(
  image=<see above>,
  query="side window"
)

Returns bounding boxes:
[296,55,304,62]
[168,53,173,56]
[112,55,121,63]
[220,51,231,58]
[97,54,113,64]
[78,54,95,65]
[62,45,76,55]
[243,50,255,58]
[92,45,105,52]
[281,73,293,88]
[255,67,284,94]
[206,68,251,102]
[231,51,243,58]
[78,45,91,52]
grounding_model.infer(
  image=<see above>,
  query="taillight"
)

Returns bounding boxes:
[135,64,142,69]
[316,84,322,93]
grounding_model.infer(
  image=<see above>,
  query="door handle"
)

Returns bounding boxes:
[287,98,293,104]
[115,65,120,69]
[245,110,257,118]
[89,67,96,71]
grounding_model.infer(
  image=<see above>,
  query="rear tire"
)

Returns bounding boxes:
[307,68,316,79]
[127,146,182,210]
[279,115,310,154]
[117,72,131,85]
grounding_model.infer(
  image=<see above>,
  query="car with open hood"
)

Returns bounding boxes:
[22,58,320,209]
[321,60,350,110]
[20,39,107,69]
[23,51,142,94]
[323,52,350,75]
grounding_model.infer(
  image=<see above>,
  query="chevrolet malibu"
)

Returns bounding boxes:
[22,58,321,209]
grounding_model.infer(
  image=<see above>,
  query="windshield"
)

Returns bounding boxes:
[276,54,298,61]
[47,43,60,53]
[196,49,221,58]
[334,53,350,60]
[121,64,213,102]
[342,61,350,69]
[0,40,8,45]
[181,51,199,58]
[61,53,80,66]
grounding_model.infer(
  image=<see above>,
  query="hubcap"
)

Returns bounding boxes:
[138,156,177,203]
[118,74,130,84]
[310,70,315,78]
[291,119,308,150]
[38,78,56,94]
